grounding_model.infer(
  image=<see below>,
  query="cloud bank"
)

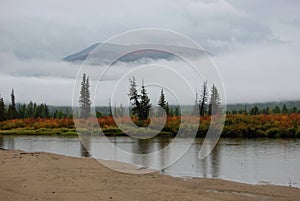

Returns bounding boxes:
[0,0,299,105]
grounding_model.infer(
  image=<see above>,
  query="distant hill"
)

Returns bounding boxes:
[226,100,300,112]
[63,43,207,64]
[45,100,300,116]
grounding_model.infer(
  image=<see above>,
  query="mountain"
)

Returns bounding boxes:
[63,43,101,62]
[63,43,207,64]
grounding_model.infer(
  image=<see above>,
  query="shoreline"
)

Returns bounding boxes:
[0,149,299,201]
[1,130,300,139]
[1,114,300,138]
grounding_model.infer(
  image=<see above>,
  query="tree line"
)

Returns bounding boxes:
[1,73,298,122]
[228,104,299,115]
[0,90,72,122]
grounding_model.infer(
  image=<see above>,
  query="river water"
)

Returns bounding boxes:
[0,135,299,188]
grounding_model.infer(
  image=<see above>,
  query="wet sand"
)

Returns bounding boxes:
[0,149,299,201]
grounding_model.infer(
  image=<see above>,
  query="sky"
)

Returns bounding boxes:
[0,0,300,106]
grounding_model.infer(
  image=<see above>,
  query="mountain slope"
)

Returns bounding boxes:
[63,43,207,64]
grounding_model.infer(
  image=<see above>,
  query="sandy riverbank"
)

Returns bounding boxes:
[0,149,299,201]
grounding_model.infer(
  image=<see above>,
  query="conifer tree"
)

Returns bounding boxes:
[7,89,18,119]
[139,82,152,120]
[250,106,259,115]
[208,85,222,115]
[174,107,180,116]
[157,88,168,116]
[27,101,34,118]
[282,105,288,114]
[291,106,298,113]
[44,104,50,118]
[18,104,27,118]
[273,106,281,114]
[128,76,140,117]
[166,102,169,116]
[79,73,91,118]
[199,81,208,117]
[0,93,5,122]
[128,77,152,120]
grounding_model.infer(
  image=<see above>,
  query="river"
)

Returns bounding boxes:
[0,135,299,188]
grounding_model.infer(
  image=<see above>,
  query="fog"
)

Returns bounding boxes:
[0,0,299,105]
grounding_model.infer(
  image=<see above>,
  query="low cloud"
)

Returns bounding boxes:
[0,0,299,105]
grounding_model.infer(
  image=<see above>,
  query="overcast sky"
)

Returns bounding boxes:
[0,0,299,105]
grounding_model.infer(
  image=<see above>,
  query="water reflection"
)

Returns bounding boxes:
[0,136,3,149]
[131,139,152,166]
[210,143,220,177]
[158,137,171,173]
[80,136,91,157]
[6,136,15,150]
[165,139,220,178]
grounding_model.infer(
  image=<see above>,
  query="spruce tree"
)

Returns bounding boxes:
[166,102,169,116]
[7,89,18,119]
[139,83,152,120]
[157,88,168,116]
[128,76,140,117]
[44,104,50,118]
[108,98,112,116]
[79,73,91,118]
[282,105,288,114]
[169,107,174,116]
[199,81,208,117]
[174,107,180,116]
[0,93,5,122]
[208,85,222,115]
[33,102,37,118]
[128,77,152,120]
[27,101,34,118]
[18,104,27,118]
[291,107,298,113]
[273,106,281,114]
[250,106,259,115]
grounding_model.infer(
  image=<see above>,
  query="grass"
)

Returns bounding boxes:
[0,126,174,137]
[0,114,300,138]
[0,128,77,136]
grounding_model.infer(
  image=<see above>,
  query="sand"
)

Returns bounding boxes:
[0,149,299,201]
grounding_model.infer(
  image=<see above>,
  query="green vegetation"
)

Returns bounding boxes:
[0,113,299,138]
[0,128,77,135]
[0,90,72,121]
[157,88,169,116]
[128,76,152,121]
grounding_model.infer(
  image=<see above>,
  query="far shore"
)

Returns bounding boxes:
[0,149,299,201]
[1,126,300,139]
[0,128,174,137]
[1,114,300,138]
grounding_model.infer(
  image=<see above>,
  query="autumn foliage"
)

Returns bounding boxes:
[0,114,300,138]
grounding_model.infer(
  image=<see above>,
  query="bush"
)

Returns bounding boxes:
[221,125,245,138]
[180,123,198,135]
[296,129,300,138]
[266,128,280,138]
[256,129,267,138]
[279,128,296,138]
[245,126,257,138]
